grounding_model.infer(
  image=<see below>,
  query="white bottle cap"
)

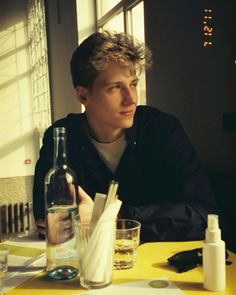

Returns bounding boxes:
[205,214,221,243]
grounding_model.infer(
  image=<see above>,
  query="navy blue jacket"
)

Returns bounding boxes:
[33,106,217,242]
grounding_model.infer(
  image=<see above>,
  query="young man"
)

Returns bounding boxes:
[33,31,217,242]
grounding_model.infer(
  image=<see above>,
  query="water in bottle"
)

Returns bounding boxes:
[44,127,79,280]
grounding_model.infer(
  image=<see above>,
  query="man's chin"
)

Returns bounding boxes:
[120,118,134,129]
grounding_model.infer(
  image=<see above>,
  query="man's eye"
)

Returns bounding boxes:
[131,79,139,87]
[131,82,138,88]
[109,85,120,91]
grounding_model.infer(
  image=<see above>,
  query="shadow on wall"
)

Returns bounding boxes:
[0,175,34,205]
[0,129,39,159]
[0,121,36,206]
[207,169,236,253]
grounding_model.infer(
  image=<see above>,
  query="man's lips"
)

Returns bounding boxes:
[119,110,134,115]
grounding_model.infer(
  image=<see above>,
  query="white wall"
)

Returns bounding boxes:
[0,0,38,178]
[0,0,95,180]
[76,0,96,43]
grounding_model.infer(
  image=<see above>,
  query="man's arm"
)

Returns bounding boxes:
[33,127,54,221]
[120,198,216,242]
[33,125,94,236]
[35,186,94,238]
[121,113,217,242]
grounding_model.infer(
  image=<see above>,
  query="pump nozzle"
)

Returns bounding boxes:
[208,214,219,229]
[205,214,221,243]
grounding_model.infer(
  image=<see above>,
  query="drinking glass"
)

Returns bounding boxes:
[0,244,8,280]
[75,216,116,289]
[114,219,141,270]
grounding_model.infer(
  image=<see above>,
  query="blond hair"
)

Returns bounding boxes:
[70,31,152,88]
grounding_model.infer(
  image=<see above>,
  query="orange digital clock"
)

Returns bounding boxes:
[203,8,213,47]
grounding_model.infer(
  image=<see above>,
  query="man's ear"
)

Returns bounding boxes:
[75,86,89,106]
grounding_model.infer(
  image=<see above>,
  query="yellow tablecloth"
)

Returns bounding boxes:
[5,241,236,295]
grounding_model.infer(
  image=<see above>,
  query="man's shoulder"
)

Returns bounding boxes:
[135,105,179,126]
[43,113,84,139]
[52,113,84,127]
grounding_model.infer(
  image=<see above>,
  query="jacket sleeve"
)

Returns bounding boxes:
[33,127,54,220]
[121,199,216,242]
[120,117,217,242]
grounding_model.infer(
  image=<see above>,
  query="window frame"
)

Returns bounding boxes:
[96,0,143,33]
[27,0,51,139]
[95,0,147,105]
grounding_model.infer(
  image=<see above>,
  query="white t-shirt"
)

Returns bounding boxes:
[89,134,126,173]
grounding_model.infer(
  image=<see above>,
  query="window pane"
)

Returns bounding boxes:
[130,1,144,42]
[103,12,124,32]
[97,0,121,18]
[28,0,51,133]
[128,1,146,105]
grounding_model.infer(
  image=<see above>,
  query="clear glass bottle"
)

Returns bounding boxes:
[44,127,79,280]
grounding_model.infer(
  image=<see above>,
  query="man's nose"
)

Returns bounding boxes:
[121,86,136,104]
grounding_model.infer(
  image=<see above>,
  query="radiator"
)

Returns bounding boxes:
[0,202,34,242]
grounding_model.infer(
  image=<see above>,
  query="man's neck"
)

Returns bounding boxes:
[86,121,124,144]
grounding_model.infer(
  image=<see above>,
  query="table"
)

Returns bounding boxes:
[4,240,236,295]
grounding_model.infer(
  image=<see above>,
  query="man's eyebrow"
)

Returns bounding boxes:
[103,78,139,86]
[102,81,121,86]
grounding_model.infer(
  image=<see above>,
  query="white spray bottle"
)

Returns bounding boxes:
[203,214,226,291]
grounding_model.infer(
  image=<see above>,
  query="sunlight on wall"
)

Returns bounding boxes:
[76,0,96,114]
[76,0,96,43]
[0,21,37,177]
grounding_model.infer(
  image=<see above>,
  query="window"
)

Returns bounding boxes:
[127,1,146,105]
[103,12,124,32]
[27,0,51,143]
[96,0,147,105]
[97,0,121,18]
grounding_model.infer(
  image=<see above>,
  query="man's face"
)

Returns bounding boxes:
[78,62,138,142]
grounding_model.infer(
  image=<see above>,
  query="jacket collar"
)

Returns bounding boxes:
[125,112,138,148]
[80,111,138,148]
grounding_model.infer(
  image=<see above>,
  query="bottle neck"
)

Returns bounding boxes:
[206,228,221,243]
[53,131,68,167]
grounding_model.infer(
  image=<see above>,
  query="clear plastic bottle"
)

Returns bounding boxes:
[203,214,225,291]
[44,127,79,280]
